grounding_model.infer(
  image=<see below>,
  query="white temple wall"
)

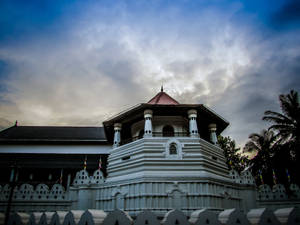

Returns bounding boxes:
[4,169,300,215]
[239,186,257,212]
[95,136,257,216]
[107,138,230,183]
[90,180,249,216]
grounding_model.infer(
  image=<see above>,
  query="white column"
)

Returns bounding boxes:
[144,109,153,137]
[67,174,71,190]
[208,123,218,145]
[113,123,122,148]
[188,109,199,137]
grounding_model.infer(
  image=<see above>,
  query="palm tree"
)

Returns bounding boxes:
[244,129,277,162]
[263,90,300,159]
[244,129,277,185]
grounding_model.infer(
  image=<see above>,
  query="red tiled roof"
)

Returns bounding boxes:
[147,91,179,105]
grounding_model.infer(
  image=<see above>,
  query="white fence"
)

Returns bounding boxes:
[2,207,299,225]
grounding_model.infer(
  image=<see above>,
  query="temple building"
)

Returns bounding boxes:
[0,89,258,215]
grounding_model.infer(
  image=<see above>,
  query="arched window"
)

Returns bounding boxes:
[163,125,174,137]
[138,129,144,139]
[169,143,177,155]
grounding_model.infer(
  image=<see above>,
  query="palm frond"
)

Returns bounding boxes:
[279,90,300,119]
[263,112,293,124]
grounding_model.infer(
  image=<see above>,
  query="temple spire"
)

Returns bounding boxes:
[147,87,179,105]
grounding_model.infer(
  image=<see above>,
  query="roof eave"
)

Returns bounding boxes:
[0,139,109,145]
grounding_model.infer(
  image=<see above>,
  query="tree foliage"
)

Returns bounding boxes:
[263,90,300,160]
[244,129,277,185]
[218,135,249,173]
[245,90,300,186]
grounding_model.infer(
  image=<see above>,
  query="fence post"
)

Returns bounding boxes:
[134,210,160,225]
[102,209,133,225]
[219,209,250,225]
[274,208,300,225]
[247,208,281,225]
[189,209,221,225]
[161,209,189,225]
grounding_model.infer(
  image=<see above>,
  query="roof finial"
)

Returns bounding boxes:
[15,120,18,127]
[161,85,163,92]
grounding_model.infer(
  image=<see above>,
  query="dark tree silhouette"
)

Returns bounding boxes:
[244,129,277,185]
[263,90,300,160]
[262,90,300,185]
[218,135,249,173]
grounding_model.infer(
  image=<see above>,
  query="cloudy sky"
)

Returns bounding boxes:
[0,0,299,147]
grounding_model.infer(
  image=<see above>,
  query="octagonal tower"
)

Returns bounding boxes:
[96,89,256,216]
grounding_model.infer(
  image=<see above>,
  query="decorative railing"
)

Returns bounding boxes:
[120,132,190,146]
[0,183,67,201]
[121,135,142,145]
[152,132,189,137]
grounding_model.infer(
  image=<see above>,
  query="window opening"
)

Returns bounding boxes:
[138,129,144,138]
[169,143,177,155]
[163,125,174,137]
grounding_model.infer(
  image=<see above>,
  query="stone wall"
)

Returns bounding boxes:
[1,168,300,214]
[3,207,300,225]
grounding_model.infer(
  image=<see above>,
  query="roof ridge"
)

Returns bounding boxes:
[147,91,179,105]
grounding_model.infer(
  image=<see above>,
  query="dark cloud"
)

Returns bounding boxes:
[211,46,300,145]
[271,0,300,28]
[0,0,299,147]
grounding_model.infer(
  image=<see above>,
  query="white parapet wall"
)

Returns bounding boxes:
[1,171,300,215]
[256,184,300,210]
[0,183,71,213]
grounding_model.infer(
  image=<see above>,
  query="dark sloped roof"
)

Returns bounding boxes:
[0,126,107,143]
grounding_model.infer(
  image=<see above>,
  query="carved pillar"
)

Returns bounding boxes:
[208,123,218,145]
[188,109,199,137]
[144,109,153,137]
[113,123,122,148]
